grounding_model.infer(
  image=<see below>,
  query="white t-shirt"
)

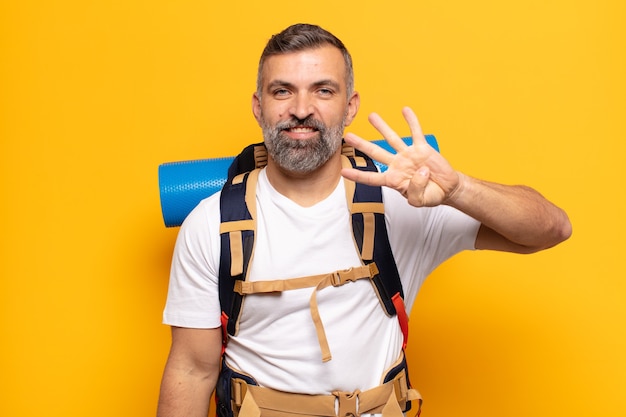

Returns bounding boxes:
[163,168,480,395]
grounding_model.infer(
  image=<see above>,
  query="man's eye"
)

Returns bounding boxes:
[273,89,290,96]
[318,88,334,96]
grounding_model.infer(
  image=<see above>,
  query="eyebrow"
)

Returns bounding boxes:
[313,79,341,91]
[266,80,294,91]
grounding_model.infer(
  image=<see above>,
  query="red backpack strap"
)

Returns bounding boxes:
[392,293,409,349]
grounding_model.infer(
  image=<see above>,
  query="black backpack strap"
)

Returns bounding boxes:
[343,152,409,349]
[343,153,404,315]
[218,169,259,337]
[219,142,266,345]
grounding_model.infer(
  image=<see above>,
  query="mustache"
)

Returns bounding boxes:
[275,116,326,131]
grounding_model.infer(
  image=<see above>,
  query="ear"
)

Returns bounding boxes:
[252,92,262,125]
[343,91,360,127]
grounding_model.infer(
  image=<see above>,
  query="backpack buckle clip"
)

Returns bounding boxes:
[331,268,359,287]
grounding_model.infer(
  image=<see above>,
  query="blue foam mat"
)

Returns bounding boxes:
[159,135,438,227]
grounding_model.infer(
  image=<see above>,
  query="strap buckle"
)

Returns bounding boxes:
[330,267,363,287]
[330,271,345,287]
[334,390,361,417]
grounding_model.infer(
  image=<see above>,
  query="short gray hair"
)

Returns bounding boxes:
[256,23,354,98]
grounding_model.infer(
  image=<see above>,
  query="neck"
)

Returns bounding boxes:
[265,151,343,207]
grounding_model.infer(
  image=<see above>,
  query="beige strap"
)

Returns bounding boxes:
[245,169,259,221]
[353,156,367,167]
[341,142,356,158]
[232,367,420,417]
[351,202,385,215]
[253,145,268,168]
[234,265,377,295]
[220,220,255,234]
[247,387,335,416]
[234,272,325,294]
[310,265,375,362]
[312,264,379,362]
[238,391,261,417]
[229,231,244,276]
[380,390,404,417]
[362,212,375,261]
[233,264,378,363]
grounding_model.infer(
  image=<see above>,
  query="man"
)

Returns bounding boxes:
[157,24,571,417]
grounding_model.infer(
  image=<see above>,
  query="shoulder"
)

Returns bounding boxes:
[174,192,222,264]
[181,192,221,231]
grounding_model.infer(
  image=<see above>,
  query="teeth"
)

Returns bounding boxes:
[290,127,315,133]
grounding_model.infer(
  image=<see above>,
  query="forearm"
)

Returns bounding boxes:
[157,364,217,417]
[445,173,572,252]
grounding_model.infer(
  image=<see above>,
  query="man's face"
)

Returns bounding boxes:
[252,45,359,174]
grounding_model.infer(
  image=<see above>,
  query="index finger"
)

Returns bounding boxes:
[344,132,395,166]
[340,166,386,187]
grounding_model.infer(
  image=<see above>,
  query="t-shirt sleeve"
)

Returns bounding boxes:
[162,195,222,329]
[383,188,481,312]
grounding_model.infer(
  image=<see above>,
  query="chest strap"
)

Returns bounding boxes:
[230,368,421,417]
[234,264,379,363]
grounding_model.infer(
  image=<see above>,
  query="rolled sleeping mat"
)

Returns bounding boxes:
[159,135,439,227]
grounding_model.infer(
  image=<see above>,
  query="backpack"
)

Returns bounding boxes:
[217,142,409,361]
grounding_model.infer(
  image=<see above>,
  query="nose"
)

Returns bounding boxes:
[288,93,314,120]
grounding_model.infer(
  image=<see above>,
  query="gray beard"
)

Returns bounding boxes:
[260,115,345,174]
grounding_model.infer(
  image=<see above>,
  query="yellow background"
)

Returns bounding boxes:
[1,1,624,416]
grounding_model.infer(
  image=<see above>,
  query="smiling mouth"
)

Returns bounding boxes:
[287,126,318,133]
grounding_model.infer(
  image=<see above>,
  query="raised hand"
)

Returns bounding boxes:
[341,107,462,207]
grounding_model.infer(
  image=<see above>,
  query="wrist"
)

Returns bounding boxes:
[443,172,468,207]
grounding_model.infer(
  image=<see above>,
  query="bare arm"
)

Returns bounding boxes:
[341,107,572,254]
[157,326,223,417]
[447,174,571,252]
